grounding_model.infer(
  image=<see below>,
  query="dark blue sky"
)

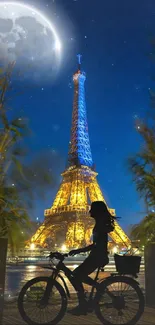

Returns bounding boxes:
[11,0,155,230]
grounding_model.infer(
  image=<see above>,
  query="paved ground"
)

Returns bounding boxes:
[2,266,150,325]
[3,300,155,325]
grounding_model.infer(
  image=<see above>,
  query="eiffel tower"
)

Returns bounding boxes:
[31,56,131,249]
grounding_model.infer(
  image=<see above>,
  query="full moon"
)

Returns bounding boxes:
[0,1,62,79]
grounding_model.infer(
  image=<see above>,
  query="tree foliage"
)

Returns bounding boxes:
[128,120,155,209]
[128,41,155,244]
[0,62,28,238]
[130,213,155,245]
[0,63,59,251]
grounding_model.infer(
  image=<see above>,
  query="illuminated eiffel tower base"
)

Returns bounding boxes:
[31,56,131,249]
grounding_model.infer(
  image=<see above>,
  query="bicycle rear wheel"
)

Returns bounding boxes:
[18,276,67,325]
[95,275,144,325]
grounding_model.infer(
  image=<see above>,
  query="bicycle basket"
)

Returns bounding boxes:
[114,254,141,275]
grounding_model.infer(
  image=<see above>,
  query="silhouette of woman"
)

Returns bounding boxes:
[68,200,115,315]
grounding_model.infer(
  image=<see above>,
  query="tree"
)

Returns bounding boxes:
[0,62,25,323]
[128,119,155,244]
[0,62,60,240]
[128,40,155,244]
[130,213,155,246]
[0,63,60,322]
[128,119,155,208]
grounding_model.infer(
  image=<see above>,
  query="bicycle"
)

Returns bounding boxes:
[18,251,145,325]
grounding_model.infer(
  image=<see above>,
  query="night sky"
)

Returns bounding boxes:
[8,0,155,231]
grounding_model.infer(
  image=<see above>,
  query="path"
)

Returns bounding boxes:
[3,301,155,325]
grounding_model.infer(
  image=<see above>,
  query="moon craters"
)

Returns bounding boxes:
[0,18,13,33]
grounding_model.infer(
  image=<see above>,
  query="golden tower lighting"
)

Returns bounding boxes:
[31,55,131,249]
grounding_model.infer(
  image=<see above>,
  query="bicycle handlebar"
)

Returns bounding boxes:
[47,252,68,261]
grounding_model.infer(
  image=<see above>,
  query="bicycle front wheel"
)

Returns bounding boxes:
[95,275,145,325]
[18,276,67,325]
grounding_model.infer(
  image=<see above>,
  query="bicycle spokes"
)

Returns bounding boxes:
[96,278,144,325]
[22,280,63,324]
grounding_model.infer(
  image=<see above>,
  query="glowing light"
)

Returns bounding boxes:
[30,243,35,250]
[73,264,78,268]
[113,246,118,254]
[27,265,37,270]
[61,244,67,251]
[69,70,93,168]
[55,39,61,51]
[0,2,62,55]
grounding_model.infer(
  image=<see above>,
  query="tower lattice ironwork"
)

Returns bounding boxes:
[31,56,131,248]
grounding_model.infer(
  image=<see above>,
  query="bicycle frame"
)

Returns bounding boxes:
[43,261,103,304]
[43,265,70,298]
[42,259,138,311]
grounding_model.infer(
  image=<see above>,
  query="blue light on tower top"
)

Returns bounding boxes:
[77,53,82,69]
[68,55,93,168]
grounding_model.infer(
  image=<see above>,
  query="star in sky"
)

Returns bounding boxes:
[133,114,139,119]
[52,124,60,132]
[68,82,72,88]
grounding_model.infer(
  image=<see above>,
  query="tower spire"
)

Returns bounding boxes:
[77,54,82,70]
[68,56,93,168]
